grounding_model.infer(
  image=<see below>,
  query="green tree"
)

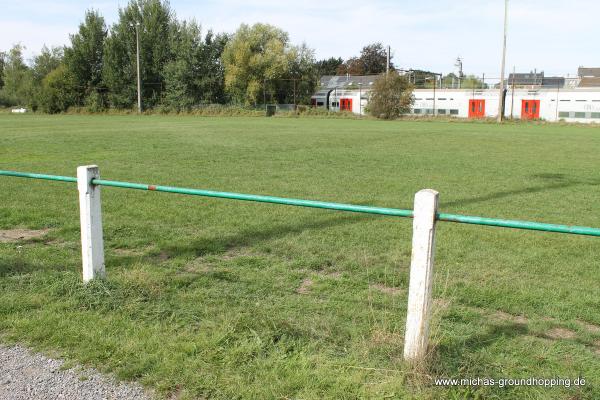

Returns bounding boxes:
[196,31,229,104]
[461,74,487,89]
[39,64,77,113]
[103,0,175,109]
[441,73,485,89]
[162,20,203,111]
[0,44,33,107]
[163,23,229,111]
[28,46,64,110]
[282,42,316,104]
[222,23,296,105]
[32,46,63,83]
[367,71,413,120]
[64,10,107,105]
[0,51,6,89]
[314,57,343,76]
[336,57,365,75]
[337,43,393,75]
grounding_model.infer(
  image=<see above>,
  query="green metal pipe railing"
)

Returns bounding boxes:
[437,213,600,237]
[2,169,600,237]
[91,178,414,217]
[0,170,77,183]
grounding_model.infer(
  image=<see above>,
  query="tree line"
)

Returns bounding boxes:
[0,0,394,113]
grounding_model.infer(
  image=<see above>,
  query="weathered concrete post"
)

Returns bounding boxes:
[77,165,105,282]
[404,189,439,362]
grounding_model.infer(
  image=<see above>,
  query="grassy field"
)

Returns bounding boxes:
[1,114,600,399]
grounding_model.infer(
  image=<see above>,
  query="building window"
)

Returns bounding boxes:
[413,109,421,114]
[558,111,570,118]
[450,109,459,115]
[574,112,586,118]
[437,109,446,115]
[591,113,600,119]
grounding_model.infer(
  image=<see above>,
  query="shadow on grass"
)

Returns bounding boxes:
[441,173,600,209]
[430,321,529,374]
[0,254,69,278]
[162,213,369,258]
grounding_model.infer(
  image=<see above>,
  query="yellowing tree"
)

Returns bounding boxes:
[222,23,297,106]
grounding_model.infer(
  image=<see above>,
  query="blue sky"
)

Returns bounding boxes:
[1,0,599,78]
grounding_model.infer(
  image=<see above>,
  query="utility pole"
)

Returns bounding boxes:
[386,46,390,75]
[134,22,142,113]
[293,79,297,110]
[455,57,463,89]
[433,75,436,116]
[497,0,508,122]
[358,83,362,116]
[510,66,515,118]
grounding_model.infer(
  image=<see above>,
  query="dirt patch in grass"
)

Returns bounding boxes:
[0,228,51,243]
[492,311,529,325]
[113,248,146,257]
[220,248,255,260]
[296,278,313,294]
[577,320,600,334]
[371,329,404,347]
[318,271,342,279]
[434,299,451,310]
[370,283,402,296]
[545,327,577,340]
[182,263,212,274]
[44,238,74,248]
[593,341,600,356]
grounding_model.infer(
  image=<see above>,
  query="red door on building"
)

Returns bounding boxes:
[468,99,485,118]
[340,98,353,112]
[521,100,540,120]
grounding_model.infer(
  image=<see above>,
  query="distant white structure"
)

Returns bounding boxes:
[312,71,600,123]
[11,108,27,113]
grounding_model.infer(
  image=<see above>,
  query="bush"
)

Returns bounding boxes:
[84,91,107,113]
[367,71,414,120]
[0,90,19,107]
[39,64,76,113]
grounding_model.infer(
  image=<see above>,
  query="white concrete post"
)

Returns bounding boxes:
[404,189,439,362]
[77,165,105,282]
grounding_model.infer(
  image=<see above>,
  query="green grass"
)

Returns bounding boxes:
[1,114,599,399]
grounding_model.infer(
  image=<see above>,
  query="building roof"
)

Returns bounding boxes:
[506,71,565,88]
[507,71,544,85]
[578,67,600,78]
[578,77,600,87]
[541,77,565,87]
[319,75,381,89]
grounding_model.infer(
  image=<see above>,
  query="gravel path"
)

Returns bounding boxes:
[0,345,153,400]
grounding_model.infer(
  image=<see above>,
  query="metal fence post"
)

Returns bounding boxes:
[77,165,105,282]
[404,189,439,362]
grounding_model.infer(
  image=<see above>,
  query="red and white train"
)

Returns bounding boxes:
[311,79,600,123]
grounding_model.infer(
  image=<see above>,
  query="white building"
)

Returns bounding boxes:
[312,74,600,123]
